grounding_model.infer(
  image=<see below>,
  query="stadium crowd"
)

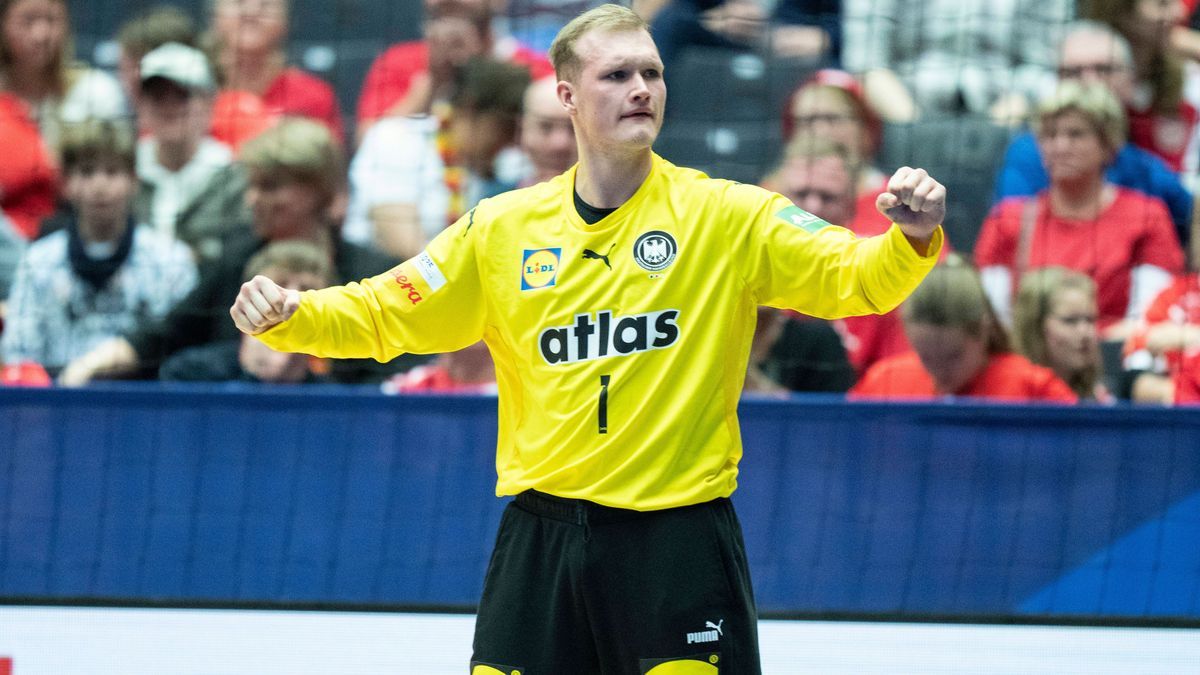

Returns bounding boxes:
[3,0,1200,405]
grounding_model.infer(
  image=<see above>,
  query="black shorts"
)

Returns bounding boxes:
[470,490,761,674]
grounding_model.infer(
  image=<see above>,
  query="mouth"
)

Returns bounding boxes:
[622,111,655,121]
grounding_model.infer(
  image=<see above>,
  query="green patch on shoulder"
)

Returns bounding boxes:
[776,205,831,234]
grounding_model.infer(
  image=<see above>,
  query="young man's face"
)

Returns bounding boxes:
[139,78,212,148]
[564,28,665,153]
[246,171,326,240]
[66,159,135,228]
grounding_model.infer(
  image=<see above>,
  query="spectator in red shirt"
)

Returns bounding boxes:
[356,0,552,138]
[975,81,1184,342]
[852,259,1077,403]
[762,134,937,374]
[1121,237,1200,403]
[207,0,344,148]
[0,0,126,240]
[1173,352,1200,403]
[1013,267,1111,402]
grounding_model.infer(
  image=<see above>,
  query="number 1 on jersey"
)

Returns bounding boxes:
[598,374,611,434]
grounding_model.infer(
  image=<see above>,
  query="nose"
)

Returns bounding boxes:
[28,19,55,45]
[629,73,650,101]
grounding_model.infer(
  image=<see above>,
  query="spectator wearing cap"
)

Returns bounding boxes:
[135,41,248,266]
[1,119,197,376]
[114,5,198,110]
[207,0,343,147]
[0,0,126,240]
[355,0,552,138]
[992,21,1193,244]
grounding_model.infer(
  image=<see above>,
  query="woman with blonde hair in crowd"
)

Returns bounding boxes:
[1013,266,1111,402]
[975,81,1184,342]
[852,258,1077,402]
[0,0,125,239]
[206,0,343,148]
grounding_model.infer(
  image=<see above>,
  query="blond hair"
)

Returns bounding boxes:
[1013,267,1100,399]
[902,256,1011,355]
[60,119,136,175]
[548,4,649,83]
[761,133,861,193]
[243,240,332,284]
[239,117,344,208]
[1034,81,1127,155]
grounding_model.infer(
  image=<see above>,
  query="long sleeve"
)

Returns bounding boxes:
[258,210,488,361]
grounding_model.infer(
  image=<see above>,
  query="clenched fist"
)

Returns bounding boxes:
[875,166,947,246]
[231,275,301,335]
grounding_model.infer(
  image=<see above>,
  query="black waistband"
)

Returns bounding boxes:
[514,490,723,525]
[514,490,650,525]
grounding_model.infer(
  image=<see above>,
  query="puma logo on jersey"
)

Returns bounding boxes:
[539,309,680,365]
[687,620,723,644]
[581,243,615,270]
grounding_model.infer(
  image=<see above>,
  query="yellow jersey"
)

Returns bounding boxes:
[257,154,942,510]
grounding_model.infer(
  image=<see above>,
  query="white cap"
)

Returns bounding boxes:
[140,42,215,93]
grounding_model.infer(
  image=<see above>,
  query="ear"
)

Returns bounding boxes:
[557,80,576,115]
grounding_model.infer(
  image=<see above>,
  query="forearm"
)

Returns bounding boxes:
[58,337,139,386]
[370,203,428,260]
[1144,323,1200,354]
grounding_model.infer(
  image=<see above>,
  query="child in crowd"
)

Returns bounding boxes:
[852,258,1077,403]
[1013,267,1110,402]
[159,240,331,384]
[1,119,196,375]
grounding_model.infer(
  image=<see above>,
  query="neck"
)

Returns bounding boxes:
[220,49,284,94]
[156,138,201,172]
[574,145,653,209]
[5,64,55,103]
[78,214,128,244]
[1050,175,1110,218]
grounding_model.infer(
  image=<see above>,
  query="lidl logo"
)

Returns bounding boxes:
[521,248,561,290]
[776,205,830,234]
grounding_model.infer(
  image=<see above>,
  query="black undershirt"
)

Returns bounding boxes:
[574,190,618,224]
